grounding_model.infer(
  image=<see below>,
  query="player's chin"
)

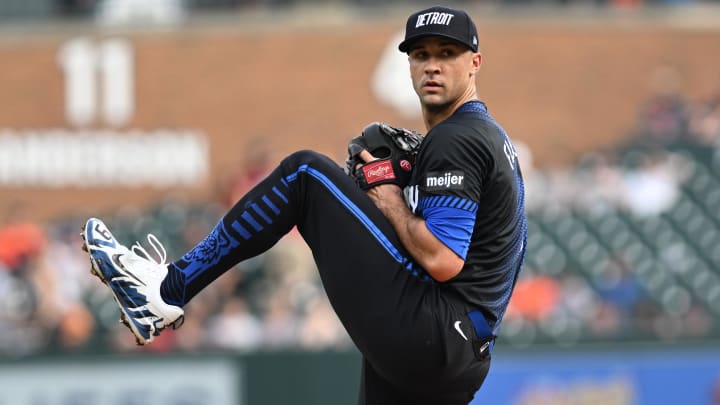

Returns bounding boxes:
[420,96,449,112]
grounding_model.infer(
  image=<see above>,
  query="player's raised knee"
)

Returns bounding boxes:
[283,150,334,170]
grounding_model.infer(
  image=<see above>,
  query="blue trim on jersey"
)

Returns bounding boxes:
[451,99,527,336]
[419,195,478,214]
[455,100,487,114]
[468,101,527,335]
[423,206,475,260]
[492,171,527,334]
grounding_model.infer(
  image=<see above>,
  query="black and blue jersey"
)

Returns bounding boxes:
[405,100,527,335]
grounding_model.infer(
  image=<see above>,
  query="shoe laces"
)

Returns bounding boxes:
[130,234,168,266]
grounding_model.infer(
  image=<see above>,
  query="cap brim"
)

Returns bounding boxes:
[398,33,475,53]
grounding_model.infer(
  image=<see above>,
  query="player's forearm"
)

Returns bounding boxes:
[366,185,464,282]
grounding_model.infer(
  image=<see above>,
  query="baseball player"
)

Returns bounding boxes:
[80,5,526,405]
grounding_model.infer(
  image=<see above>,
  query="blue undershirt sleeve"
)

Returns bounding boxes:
[423,205,476,260]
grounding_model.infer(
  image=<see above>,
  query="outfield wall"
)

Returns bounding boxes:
[1,12,719,220]
[472,346,720,405]
[2,347,719,405]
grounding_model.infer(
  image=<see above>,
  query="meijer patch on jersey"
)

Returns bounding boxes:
[424,171,465,191]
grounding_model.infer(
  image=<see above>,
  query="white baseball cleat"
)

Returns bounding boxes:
[81,217,184,345]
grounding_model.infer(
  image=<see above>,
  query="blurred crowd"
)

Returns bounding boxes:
[0,200,353,357]
[1,0,719,26]
[506,66,720,347]
[1,67,720,356]
[0,139,353,356]
[525,66,720,216]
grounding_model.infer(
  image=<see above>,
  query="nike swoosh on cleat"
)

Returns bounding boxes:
[112,255,147,286]
[454,321,468,341]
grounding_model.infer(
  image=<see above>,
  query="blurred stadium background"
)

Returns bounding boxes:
[1,0,720,404]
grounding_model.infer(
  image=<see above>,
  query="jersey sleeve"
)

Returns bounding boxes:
[413,122,492,260]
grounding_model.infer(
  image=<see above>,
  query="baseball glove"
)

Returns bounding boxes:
[345,122,424,190]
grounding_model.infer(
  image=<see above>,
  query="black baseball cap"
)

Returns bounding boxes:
[398,6,479,53]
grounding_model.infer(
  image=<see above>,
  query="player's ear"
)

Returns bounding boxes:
[472,52,482,72]
[468,52,482,79]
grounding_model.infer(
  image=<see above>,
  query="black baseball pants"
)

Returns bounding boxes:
[181,150,490,404]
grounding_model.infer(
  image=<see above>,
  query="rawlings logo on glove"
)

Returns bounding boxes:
[345,122,423,190]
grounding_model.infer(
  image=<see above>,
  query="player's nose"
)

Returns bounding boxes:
[423,57,441,74]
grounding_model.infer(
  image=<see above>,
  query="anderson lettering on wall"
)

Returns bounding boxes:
[0,37,208,188]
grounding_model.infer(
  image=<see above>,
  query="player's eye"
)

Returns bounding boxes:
[440,49,456,58]
[410,50,429,60]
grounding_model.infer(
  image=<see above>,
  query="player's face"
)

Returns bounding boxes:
[407,37,481,112]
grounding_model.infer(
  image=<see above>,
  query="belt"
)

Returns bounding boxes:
[467,309,495,358]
